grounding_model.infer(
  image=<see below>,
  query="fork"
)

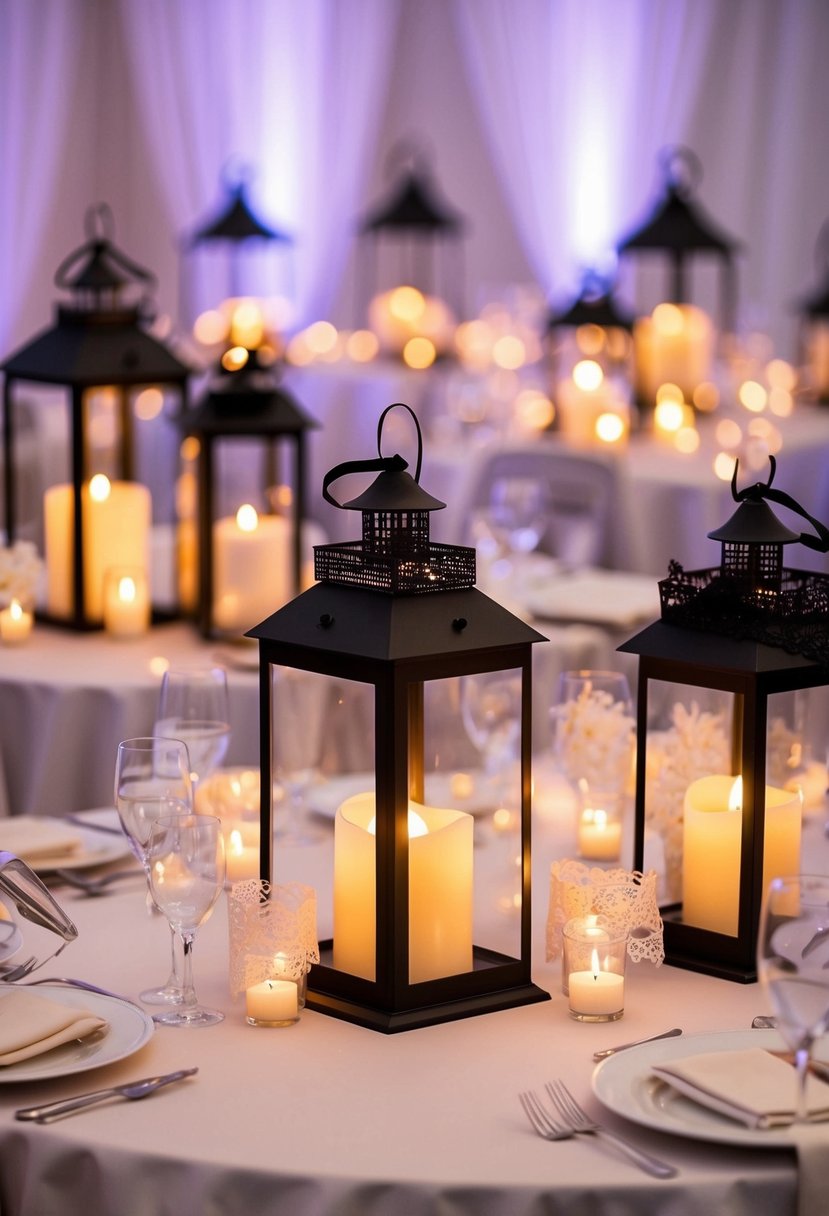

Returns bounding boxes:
[544,1080,677,1178]
[0,955,38,982]
[52,868,143,895]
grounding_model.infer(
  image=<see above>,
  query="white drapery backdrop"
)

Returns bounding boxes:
[116,0,400,329]
[0,0,79,351]
[452,0,829,347]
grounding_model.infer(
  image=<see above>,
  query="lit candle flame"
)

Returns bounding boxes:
[728,776,743,813]
[367,808,428,838]
[236,504,259,533]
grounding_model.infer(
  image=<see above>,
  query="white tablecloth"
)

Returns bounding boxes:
[1,801,823,1216]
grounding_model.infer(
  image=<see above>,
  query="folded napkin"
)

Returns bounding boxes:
[1,817,84,864]
[0,989,108,1065]
[653,1048,829,1129]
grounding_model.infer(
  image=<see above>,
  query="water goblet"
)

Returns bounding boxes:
[146,813,226,1027]
[155,666,231,788]
[114,736,192,1005]
[757,873,829,1123]
[553,670,635,800]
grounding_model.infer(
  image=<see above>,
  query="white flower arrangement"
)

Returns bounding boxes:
[554,683,635,794]
[645,701,730,901]
[0,540,42,608]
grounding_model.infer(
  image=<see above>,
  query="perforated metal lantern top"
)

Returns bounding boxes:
[314,403,476,595]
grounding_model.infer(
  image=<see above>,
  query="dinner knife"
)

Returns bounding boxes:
[15,1067,198,1123]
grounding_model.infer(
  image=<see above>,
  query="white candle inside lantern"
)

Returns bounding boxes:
[634,303,714,404]
[556,360,630,447]
[577,806,622,861]
[44,476,151,620]
[683,775,802,935]
[333,791,474,985]
[0,598,33,644]
[213,505,291,632]
[103,568,150,637]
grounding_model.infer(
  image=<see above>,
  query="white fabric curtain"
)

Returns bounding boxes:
[116,0,401,328]
[452,0,829,349]
[0,0,80,349]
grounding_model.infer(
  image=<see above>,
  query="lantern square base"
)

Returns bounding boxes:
[662,911,757,983]
[305,980,551,1033]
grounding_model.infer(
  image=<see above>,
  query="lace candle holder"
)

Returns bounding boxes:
[228,880,319,1027]
[546,859,663,994]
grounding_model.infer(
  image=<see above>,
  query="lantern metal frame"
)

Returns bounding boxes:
[181,366,316,639]
[248,404,549,1031]
[619,460,829,980]
[616,146,742,331]
[1,204,190,630]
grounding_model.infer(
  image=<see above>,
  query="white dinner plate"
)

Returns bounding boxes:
[16,814,131,874]
[0,983,154,1083]
[592,1028,829,1148]
[521,570,660,628]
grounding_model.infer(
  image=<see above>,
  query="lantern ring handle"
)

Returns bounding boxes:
[732,456,829,553]
[658,145,702,197]
[377,403,423,484]
[321,454,408,509]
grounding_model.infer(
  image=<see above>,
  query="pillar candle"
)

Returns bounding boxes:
[577,807,622,861]
[556,361,630,447]
[333,791,474,985]
[103,569,150,637]
[683,775,802,935]
[213,506,291,633]
[44,477,151,621]
[633,303,714,404]
[0,598,33,644]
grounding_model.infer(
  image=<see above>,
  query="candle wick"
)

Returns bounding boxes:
[267,981,273,990]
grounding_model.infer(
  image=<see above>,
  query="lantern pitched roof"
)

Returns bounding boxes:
[247,583,544,663]
[187,181,292,246]
[707,498,800,546]
[618,619,820,676]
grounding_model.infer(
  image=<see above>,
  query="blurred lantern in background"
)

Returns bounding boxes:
[178,359,317,640]
[795,221,829,403]
[547,271,634,383]
[1,204,190,629]
[357,139,466,359]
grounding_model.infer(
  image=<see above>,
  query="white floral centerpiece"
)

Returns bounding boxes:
[0,541,42,609]
[554,680,635,796]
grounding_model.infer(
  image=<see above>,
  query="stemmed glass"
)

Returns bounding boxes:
[271,667,326,846]
[552,670,635,802]
[114,736,193,1005]
[154,666,231,788]
[757,874,829,1123]
[146,813,225,1027]
[460,670,522,814]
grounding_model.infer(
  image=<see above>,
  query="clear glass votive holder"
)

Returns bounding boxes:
[245,971,307,1027]
[562,916,626,1022]
[228,879,318,1029]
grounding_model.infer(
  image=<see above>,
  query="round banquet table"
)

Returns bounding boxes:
[1,805,828,1216]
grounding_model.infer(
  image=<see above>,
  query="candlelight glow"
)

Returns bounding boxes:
[367,807,429,838]
[655,382,684,404]
[714,451,738,481]
[236,504,259,532]
[180,436,200,462]
[8,599,23,622]
[591,948,600,978]
[573,359,603,391]
[739,380,767,412]
[403,337,436,369]
[576,324,605,356]
[346,329,379,362]
[389,285,426,323]
[229,299,265,349]
[515,388,555,430]
[766,359,796,391]
[149,655,170,678]
[135,387,164,421]
[769,388,794,417]
[653,302,684,335]
[654,399,684,433]
[492,335,526,370]
[728,776,742,812]
[595,412,625,443]
[674,426,700,453]
[89,474,111,503]
[304,321,338,355]
[118,575,137,604]
[692,381,720,412]
[194,309,228,346]
[222,345,249,372]
[716,419,743,448]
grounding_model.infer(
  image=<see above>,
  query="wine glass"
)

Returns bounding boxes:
[757,873,829,1123]
[154,666,231,788]
[146,813,225,1027]
[114,736,193,1005]
[460,670,522,810]
[271,667,327,846]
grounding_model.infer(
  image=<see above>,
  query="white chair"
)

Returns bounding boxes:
[460,442,618,568]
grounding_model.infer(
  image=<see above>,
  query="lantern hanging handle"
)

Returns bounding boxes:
[658,145,702,197]
[377,402,423,484]
[321,453,408,509]
[732,456,829,553]
[54,203,157,294]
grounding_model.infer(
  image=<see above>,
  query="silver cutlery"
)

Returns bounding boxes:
[593,1027,682,1061]
[23,976,142,1006]
[64,815,124,838]
[0,955,38,982]
[543,1080,678,1178]
[751,1015,778,1028]
[15,1068,198,1123]
[51,868,143,895]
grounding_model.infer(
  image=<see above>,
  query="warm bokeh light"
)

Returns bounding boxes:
[715,418,743,448]
[222,345,249,372]
[236,504,259,532]
[768,387,794,417]
[738,379,767,412]
[654,399,685,433]
[492,334,526,370]
[692,381,720,412]
[652,302,684,335]
[572,359,603,391]
[454,319,493,367]
[748,417,783,453]
[229,299,265,349]
[304,320,339,355]
[89,473,111,502]
[346,329,379,362]
[193,309,228,346]
[149,655,171,678]
[179,436,200,463]
[655,382,684,405]
[575,324,606,356]
[403,337,437,369]
[117,575,137,604]
[87,386,120,412]
[674,426,701,454]
[514,388,555,431]
[766,358,797,392]
[134,387,164,421]
[713,451,738,481]
[269,484,293,512]
[389,285,426,323]
[286,334,314,365]
[595,412,625,443]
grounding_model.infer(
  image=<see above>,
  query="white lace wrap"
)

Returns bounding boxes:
[546,859,664,966]
[228,880,319,997]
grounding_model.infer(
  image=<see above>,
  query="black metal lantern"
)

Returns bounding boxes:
[547,271,634,380]
[181,166,293,328]
[617,146,742,331]
[356,140,466,327]
[180,363,316,639]
[619,459,829,980]
[1,204,190,630]
[248,404,549,1031]
[796,221,829,403]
